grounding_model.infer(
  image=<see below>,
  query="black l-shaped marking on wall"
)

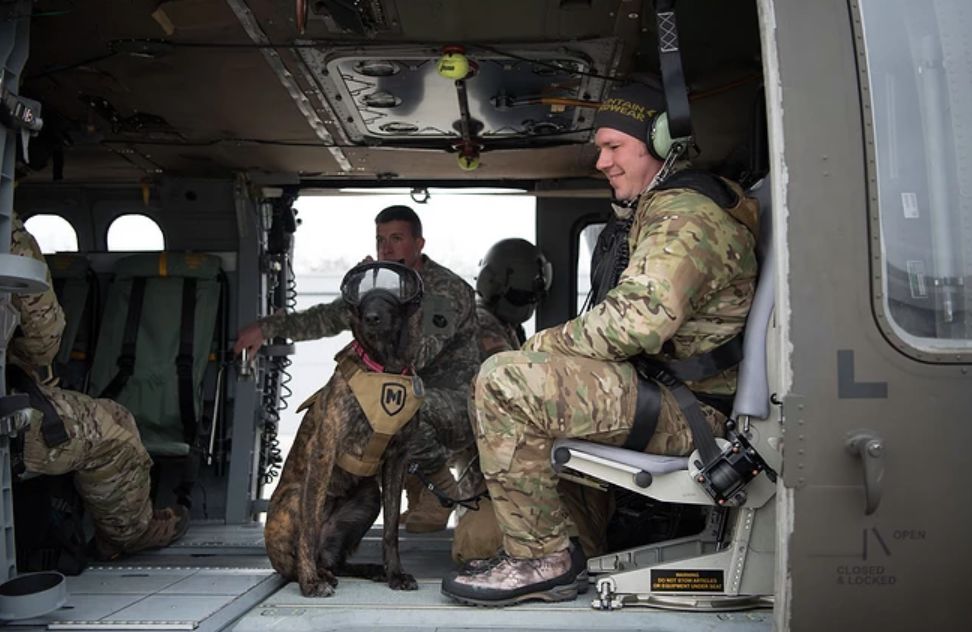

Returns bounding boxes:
[837,350,888,399]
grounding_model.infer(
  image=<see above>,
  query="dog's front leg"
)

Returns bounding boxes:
[296,398,340,597]
[380,453,417,590]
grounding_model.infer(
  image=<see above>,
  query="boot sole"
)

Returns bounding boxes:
[442,582,578,608]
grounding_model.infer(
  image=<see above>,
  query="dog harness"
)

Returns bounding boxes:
[334,342,425,477]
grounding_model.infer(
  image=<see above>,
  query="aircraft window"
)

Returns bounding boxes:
[23,214,79,253]
[106,214,165,251]
[576,222,606,314]
[859,0,972,356]
[262,191,536,501]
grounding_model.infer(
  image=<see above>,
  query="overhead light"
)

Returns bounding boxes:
[379,122,419,134]
[353,60,401,77]
[362,91,401,108]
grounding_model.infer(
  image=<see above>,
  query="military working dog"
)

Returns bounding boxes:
[264,262,424,597]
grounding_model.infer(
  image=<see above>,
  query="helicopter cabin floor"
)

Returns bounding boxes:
[4,523,773,631]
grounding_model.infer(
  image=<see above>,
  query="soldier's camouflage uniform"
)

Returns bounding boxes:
[260,254,479,473]
[474,183,759,558]
[475,303,521,362]
[8,215,154,548]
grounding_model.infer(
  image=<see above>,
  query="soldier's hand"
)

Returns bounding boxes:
[233,322,266,358]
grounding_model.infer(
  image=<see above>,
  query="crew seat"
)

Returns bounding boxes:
[552,177,779,610]
[86,252,224,458]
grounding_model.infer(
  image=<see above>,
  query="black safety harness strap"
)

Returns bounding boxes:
[100,277,146,399]
[177,278,198,443]
[656,0,693,143]
[407,462,487,511]
[6,365,69,447]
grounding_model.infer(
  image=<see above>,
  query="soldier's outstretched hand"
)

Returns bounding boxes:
[234,321,266,358]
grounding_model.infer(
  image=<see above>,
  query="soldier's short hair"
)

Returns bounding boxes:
[375,205,423,238]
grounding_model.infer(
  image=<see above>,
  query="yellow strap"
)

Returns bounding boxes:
[336,452,380,477]
[158,251,168,277]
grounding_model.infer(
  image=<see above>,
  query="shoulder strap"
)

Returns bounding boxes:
[99,277,146,399]
[6,364,69,447]
[176,278,197,443]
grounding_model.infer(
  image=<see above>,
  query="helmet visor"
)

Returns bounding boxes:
[340,261,423,306]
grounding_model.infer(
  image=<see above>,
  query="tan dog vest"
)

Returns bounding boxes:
[333,352,424,477]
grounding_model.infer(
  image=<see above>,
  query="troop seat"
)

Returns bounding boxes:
[552,177,778,610]
[86,252,223,457]
[46,253,98,391]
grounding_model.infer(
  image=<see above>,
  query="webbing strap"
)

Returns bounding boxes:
[177,278,197,443]
[664,334,744,383]
[633,358,722,464]
[656,0,693,142]
[100,277,146,399]
[621,376,661,452]
[7,365,69,447]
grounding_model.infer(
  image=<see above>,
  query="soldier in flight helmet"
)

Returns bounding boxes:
[475,238,552,354]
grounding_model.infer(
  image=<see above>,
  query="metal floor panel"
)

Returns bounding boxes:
[230,578,774,632]
[7,565,283,631]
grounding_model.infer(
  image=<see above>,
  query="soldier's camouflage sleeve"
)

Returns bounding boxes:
[8,214,66,368]
[412,258,480,452]
[258,296,351,341]
[476,304,520,361]
[524,188,752,360]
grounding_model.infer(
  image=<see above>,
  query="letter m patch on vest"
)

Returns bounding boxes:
[381,382,407,416]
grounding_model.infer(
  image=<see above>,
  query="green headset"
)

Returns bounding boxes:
[647,110,674,161]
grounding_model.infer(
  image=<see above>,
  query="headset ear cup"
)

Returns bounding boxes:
[648,111,672,161]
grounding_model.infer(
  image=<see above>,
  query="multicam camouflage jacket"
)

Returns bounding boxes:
[7,214,66,371]
[523,178,759,395]
[260,255,480,447]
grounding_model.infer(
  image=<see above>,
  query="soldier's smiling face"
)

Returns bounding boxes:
[376,220,425,269]
[594,127,663,202]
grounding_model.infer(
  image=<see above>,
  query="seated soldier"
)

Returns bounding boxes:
[453,239,612,566]
[441,84,759,606]
[7,213,189,560]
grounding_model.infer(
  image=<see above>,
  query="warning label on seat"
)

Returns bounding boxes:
[651,569,725,592]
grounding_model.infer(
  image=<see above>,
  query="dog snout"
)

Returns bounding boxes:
[363,310,384,328]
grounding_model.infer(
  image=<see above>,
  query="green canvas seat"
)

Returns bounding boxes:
[87,252,223,457]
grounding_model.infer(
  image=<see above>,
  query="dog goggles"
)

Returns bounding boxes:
[340,261,423,307]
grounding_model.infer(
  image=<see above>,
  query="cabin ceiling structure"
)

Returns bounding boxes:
[20,0,762,185]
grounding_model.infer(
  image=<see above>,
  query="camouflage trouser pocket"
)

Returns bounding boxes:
[477,420,520,477]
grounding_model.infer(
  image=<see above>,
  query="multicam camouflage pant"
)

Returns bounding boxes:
[475,350,724,558]
[22,386,154,548]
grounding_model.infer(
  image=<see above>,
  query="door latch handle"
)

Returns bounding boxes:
[845,430,885,515]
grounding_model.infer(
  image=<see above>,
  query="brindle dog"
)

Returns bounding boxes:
[264,288,422,597]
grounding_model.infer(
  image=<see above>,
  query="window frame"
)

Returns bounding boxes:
[854,0,972,363]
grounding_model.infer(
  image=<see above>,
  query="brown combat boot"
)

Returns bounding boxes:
[441,544,579,607]
[95,505,190,560]
[404,465,458,533]
[400,471,423,524]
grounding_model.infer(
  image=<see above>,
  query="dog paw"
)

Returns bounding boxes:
[299,578,337,598]
[388,572,418,591]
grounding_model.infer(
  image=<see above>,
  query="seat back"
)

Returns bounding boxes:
[87,252,223,456]
[731,176,774,421]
